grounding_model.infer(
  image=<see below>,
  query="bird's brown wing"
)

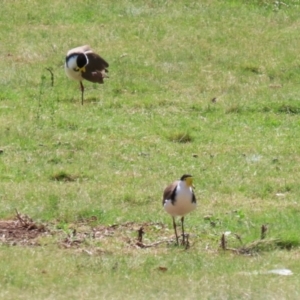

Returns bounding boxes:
[82,52,109,84]
[162,181,179,206]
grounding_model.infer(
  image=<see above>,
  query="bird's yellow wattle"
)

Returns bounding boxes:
[185,177,193,187]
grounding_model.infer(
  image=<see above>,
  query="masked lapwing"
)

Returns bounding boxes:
[65,45,109,105]
[163,174,197,245]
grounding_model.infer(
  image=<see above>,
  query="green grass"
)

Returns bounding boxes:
[1,0,300,298]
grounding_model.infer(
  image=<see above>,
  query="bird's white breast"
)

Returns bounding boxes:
[65,55,83,81]
[164,183,196,217]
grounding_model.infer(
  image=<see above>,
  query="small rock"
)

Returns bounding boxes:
[266,269,293,276]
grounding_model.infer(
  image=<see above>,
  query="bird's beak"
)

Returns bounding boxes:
[79,66,86,72]
[75,66,86,72]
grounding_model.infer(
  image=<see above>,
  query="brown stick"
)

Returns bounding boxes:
[15,209,26,226]
[137,227,145,243]
[184,233,190,250]
[136,239,174,248]
[261,224,268,240]
[45,68,54,87]
[221,233,226,250]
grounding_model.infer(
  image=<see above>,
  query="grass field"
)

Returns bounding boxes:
[1,0,300,299]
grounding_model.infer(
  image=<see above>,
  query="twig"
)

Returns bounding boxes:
[234,233,243,244]
[137,227,144,243]
[45,68,54,87]
[221,233,226,250]
[226,247,241,254]
[136,239,174,248]
[223,238,279,255]
[15,209,39,230]
[261,224,268,240]
[15,209,26,226]
[184,234,190,250]
[82,249,93,256]
[244,238,278,249]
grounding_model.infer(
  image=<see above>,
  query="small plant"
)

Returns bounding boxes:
[277,105,300,114]
[168,132,193,143]
[50,171,78,182]
[225,104,243,114]
[241,65,260,74]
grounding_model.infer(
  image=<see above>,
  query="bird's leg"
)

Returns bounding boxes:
[80,81,84,105]
[172,217,179,245]
[181,216,185,245]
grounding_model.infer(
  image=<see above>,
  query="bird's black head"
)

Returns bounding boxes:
[180,174,193,187]
[76,53,88,68]
[180,174,192,181]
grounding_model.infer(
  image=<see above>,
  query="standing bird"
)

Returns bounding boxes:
[163,174,197,245]
[65,45,109,105]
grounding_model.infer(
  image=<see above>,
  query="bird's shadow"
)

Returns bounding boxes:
[61,97,101,105]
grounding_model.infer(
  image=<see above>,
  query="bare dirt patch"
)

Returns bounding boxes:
[59,221,175,251]
[0,213,292,255]
[0,212,176,251]
[0,211,48,246]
